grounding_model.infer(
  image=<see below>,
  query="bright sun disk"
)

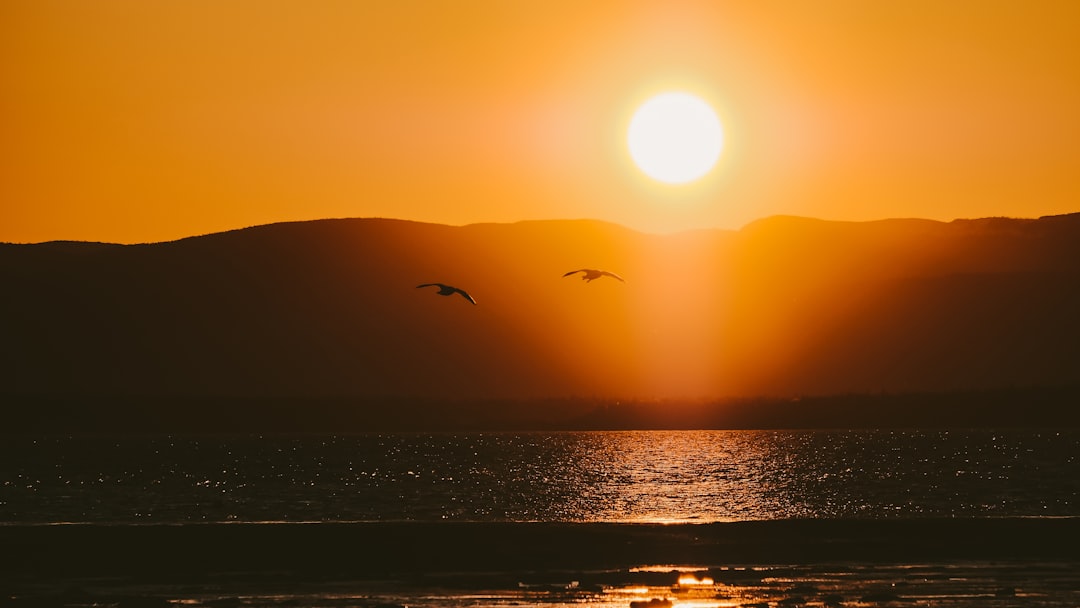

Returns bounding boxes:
[628,92,724,185]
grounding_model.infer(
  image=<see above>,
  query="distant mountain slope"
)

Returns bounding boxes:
[2,214,1078,408]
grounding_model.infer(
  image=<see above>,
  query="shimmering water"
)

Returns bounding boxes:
[2,430,1077,524]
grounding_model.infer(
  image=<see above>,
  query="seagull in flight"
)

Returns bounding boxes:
[416,283,477,304]
[562,269,625,283]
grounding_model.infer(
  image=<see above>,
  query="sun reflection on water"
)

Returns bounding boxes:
[3,430,1078,524]
[677,574,715,586]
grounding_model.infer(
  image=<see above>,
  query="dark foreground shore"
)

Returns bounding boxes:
[3,518,1079,581]
[3,519,1080,607]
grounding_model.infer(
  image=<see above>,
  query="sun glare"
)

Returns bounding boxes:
[627,92,724,185]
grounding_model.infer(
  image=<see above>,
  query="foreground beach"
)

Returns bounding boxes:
[3,519,1079,606]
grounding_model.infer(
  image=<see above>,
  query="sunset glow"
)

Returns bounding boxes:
[2,7,1079,608]
[1,4,1078,408]
[3,3,1080,243]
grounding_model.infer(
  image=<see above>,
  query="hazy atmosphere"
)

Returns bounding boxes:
[4,1,1080,243]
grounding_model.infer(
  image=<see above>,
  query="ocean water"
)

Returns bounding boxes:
[2,430,1078,524]
[3,430,1080,607]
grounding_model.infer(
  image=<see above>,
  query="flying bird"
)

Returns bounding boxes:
[416,283,477,304]
[562,269,625,283]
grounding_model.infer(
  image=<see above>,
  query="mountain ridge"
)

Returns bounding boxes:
[2,212,1077,429]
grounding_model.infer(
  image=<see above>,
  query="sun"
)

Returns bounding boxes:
[627,92,724,185]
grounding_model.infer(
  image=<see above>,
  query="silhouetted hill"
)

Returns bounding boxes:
[2,213,1078,430]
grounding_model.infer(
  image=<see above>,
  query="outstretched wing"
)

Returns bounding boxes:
[600,271,625,282]
[453,288,477,305]
[562,270,584,277]
[416,283,440,289]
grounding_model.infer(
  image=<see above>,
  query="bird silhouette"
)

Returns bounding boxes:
[416,283,477,304]
[562,269,625,283]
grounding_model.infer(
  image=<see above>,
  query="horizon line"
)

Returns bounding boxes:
[6,210,1078,247]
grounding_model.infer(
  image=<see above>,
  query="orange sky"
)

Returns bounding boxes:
[3,1,1080,244]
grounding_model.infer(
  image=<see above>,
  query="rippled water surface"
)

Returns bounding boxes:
[2,430,1078,524]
